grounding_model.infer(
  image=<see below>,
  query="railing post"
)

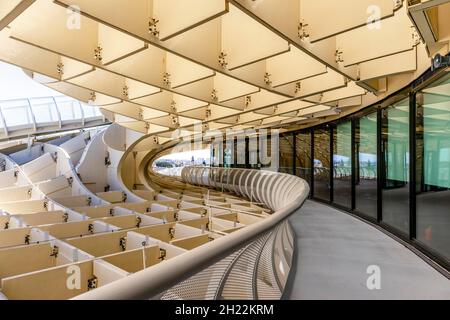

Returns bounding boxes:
[26,99,37,133]
[0,106,8,138]
[52,97,62,129]
[79,101,85,127]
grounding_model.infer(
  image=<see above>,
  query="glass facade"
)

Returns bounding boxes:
[248,135,258,169]
[381,98,410,234]
[355,111,378,218]
[313,128,331,202]
[416,76,450,260]
[221,70,450,269]
[224,146,232,168]
[279,134,294,174]
[296,132,312,187]
[333,121,352,208]
[259,135,273,170]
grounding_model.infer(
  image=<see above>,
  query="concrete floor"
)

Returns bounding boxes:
[287,201,450,300]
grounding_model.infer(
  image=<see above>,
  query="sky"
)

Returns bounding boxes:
[0,61,59,100]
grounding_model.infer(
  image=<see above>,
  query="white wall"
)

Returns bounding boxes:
[77,130,108,193]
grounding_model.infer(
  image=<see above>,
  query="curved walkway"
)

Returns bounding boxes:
[287,201,450,300]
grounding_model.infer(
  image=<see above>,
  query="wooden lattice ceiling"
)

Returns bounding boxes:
[1,0,449,141]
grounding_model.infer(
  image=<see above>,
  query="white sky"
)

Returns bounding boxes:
[0,61,59,100]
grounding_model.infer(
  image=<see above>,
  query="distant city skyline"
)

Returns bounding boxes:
[158,149,210,162]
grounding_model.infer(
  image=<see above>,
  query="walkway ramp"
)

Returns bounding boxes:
[288,201,450,300]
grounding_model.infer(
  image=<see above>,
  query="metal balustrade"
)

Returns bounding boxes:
[74,167,309,300]
[0,96,105,141]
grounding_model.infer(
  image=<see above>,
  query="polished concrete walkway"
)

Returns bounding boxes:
[287,201,450,300]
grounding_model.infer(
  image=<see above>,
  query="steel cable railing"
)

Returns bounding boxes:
[74,167,309,300]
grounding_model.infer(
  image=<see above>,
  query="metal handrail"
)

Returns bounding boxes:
[0,95,103,140]
[74,167,309,300]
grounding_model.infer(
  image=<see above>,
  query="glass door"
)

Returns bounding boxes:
[313,127,331,202]
[381,98,410,234]
[279,134,294,174]
[355,112,378,218]
[333,121,352,209]
[296,132,312,187]
[416,75,450,260]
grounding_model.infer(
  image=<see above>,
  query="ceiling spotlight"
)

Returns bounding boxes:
[431,54,450,72]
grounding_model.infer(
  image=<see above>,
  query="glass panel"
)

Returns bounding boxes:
[333,121,352,208]
[73,103,83,119]
[296,132,312,187]
[381,98,410,234]
[94,107,102,116]
[355,112,378,218]
[154,149,211,176]
[81,103,98,118]
[211,141,223,167]
[248,135,258,169]
[224,146,232,168]
[55,97,82,121]
[58,103,76,121]
[279,134,294,174]
[0,100,32,127]
[313,128,331,201]
[260,135,272,169]
[416,80,450,260]
[232,137,246,168]
[30,98,59,124]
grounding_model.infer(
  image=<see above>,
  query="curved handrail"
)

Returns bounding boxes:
[74,167,309,300]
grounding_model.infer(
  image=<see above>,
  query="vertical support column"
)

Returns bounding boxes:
[329,125,334,204]
[292,132,296,176]
[220,133,225,168]
[351,119,356,211]
[79,102,85,127]
[409,92,417,240]
[27,99,37,133]
[52,97,62,129]
[0,105,9,138]
[310,129,314,199]
[245,137,250,169]
[210,144,214,168]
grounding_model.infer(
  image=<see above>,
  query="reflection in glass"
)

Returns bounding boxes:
[279,134,294,174]
[313,128,331,201]
[211,141,223,167]
[224,147,232,168]
[248,135,258,169]
[416,78,450,260]
[154,149,211,176]
[355,112,378,218]
[260,136,272,169]
[296,132,312,187]
[333,121,352,208]
[381,99,410,233]
[232,137,246,169]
